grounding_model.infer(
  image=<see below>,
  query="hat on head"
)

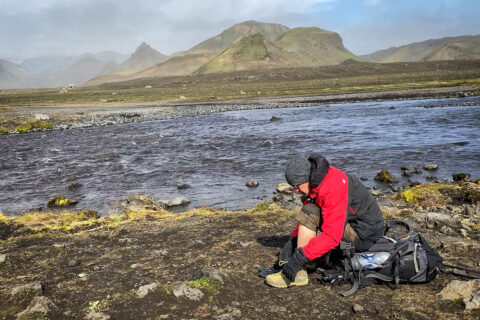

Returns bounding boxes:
[285,156,311,186]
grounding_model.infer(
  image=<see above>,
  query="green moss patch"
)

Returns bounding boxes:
[0,128,9,134]
[13,119,53,133]
[186,277,223,295]
[401,183,480,206]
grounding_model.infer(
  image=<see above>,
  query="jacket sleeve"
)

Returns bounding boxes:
[301,181,348,260]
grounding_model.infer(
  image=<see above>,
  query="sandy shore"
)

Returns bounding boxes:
[1,85,479,132]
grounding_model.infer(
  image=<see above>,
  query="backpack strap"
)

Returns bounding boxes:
[385,220,413,239]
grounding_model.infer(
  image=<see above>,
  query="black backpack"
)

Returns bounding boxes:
[319,220,443,296]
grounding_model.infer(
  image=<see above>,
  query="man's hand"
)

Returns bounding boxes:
[282,248,310,282]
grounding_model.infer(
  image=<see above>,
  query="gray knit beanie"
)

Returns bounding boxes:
[285,156,311,186]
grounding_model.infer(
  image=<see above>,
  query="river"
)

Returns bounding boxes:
[1,97,480,216]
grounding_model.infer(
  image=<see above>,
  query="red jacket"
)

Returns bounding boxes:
[291,166,349,260]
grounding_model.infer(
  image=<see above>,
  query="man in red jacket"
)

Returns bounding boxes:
[266,154,384,288]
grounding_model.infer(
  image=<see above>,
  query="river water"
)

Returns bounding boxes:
[1,97,480,216]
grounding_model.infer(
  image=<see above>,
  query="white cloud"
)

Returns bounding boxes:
[362,0,381,6]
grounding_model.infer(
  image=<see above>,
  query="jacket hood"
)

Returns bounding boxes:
[308,154,330,189]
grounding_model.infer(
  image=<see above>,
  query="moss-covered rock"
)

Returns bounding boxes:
[47,196,78,208]
[0,128,9,134]
[13,119,53,133]
[401,182,480,206]
[374,169,399,184]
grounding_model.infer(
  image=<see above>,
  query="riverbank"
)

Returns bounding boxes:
[1,180,479,319]
[1,85,479,134]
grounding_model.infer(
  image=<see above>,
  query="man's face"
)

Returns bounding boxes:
[293,182,309,195]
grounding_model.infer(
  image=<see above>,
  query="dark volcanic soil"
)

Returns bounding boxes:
[1,198,479,320]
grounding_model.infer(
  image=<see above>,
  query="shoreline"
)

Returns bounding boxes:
[1,85,479,133]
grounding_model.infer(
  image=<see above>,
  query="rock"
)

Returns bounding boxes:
[35,113,50,121]
[465,293,480,311]
[172,282,204,301]
[78,272,87,278]
[239,90,246,95]
[460,229,469,238]
[145,85,152,89]
[214,309,241,320]
[270,116,281,121]
[163,196,190,208]
[426,175,437,181]
[270,305,287,313]
[437,279,480,301]
[259,140,273,147]
[401,165,420,176]
[122,194,164,213]
[136,282,158,298]
[246,180,259,188]
[200,268,226,283]
[176,183,190,189]
[360,177,368,181]
[276,183,293,194]
[352,303,364,313]
[47,196,78,208]
[453,173,470,182]
[0,253,6,264]
[409,181,422,188]
[85,311,111,320]
[67,259,80,267]
[424,164,438,171]
[17,296,56,318]
[68,182,82,191]
[374,169,399,184]
[390,185,400,192]
[10,282,43,296]
[371,190,381,196]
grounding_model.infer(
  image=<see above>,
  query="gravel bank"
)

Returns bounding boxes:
[3,85,479,131]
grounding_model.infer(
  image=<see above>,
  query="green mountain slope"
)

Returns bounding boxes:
[276,27,357,65]
[118,42,167,72]
[361,35,480,62]
[190,20,289,52]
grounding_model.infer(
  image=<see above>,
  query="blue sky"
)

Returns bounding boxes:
[1,0,479,60]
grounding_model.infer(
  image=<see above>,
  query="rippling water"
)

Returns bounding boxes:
[1,97,480,216]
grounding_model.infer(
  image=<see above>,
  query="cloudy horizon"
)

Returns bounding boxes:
[1,0,480,62]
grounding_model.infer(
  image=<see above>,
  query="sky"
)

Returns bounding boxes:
[1,0,480,61]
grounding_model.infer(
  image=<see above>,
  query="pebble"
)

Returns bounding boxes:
[423,164,438,170]
[0,253,6,264]
[352,303,365,313]
[246,180,259,188]
[67,259,80,267]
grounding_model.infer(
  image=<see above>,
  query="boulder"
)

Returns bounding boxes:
[453,173,470,182]
[176,183,190,189]
[273,183,302,209]
[121,194,164,213]
[162,196,190,208]
[401,165,420,177]
[276,183,293,194]
[465,294,480,311]
[16,296,56,318]
[246,180,259,188]
[270,116,281,121]
[437,279,480,302]
[259,140,273,147]
[423,164,438,171]
[374,169,399,184]
[172,282,204,301]
[47,196,78,208]
[136,282,158,298]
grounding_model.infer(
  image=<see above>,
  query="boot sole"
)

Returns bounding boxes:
[265,279,308,288]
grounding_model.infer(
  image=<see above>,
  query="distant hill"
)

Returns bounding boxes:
[117,42,167,72]
[86,21,357,85]
[361,35,480,62]
[0,59,33,89]
[39,57,117,87]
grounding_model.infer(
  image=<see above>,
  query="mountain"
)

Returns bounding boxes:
[39,57,117,87]
[117,42,167,72]
[86,21,356,85]
[190,20,289,52]
[361,35,480,62]
[276,27,356,65]
[0,59,33,89]
[196,27,356,74]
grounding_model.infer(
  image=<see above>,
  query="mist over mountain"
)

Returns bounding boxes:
[117,42,167,72]
[361,35,480,62]
[0,60,33,89]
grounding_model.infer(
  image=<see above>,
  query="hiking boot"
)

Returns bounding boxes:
[265,269,308,288]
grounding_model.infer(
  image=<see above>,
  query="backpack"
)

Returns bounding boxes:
[318,220,443,296]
